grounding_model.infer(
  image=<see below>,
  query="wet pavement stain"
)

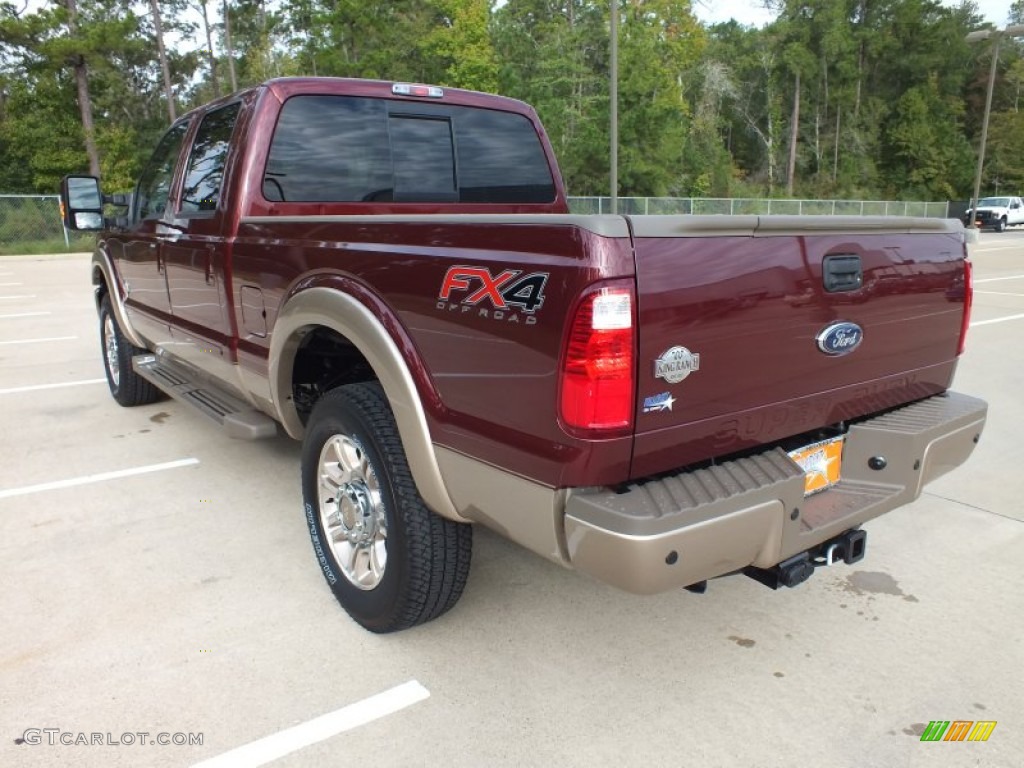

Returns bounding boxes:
[974,702,987,711]
[728,635,756,648]
[149,412,170,424]
[843,571,919,602]
[773,672,785,678]
[904,723,926,737]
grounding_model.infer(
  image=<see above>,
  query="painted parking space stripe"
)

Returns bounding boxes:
[975,291,1024,297]
[0,458,199,500]
[0,378,106,395]
[971,312,1024,328]
[0,312,51,319]
[974,275,1024,283]
[0,282,22,287]
[0,336,77,345]
[0,294,36,299]
[190,680,430,768]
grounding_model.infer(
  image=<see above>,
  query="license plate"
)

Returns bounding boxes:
[788,436,844,496]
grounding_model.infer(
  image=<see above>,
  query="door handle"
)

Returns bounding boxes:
[205,246,215,284]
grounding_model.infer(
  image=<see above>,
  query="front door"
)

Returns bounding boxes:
[117,122,190,345]
[162,102,241,385]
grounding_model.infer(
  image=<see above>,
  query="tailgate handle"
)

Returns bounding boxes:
[823,255,862,293]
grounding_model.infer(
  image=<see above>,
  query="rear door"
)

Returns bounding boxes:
[628,216,967,478]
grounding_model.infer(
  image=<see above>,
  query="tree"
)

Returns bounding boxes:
[150,0,177,120]
[63,0,100,175]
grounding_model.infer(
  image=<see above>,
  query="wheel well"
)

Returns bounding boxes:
[92,266,109,308]
[292,326,377,424]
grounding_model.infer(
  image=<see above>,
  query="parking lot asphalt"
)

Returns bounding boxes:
[1,234,1022,768]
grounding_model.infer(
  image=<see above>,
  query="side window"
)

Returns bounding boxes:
[180,103,240,214]
[135,123,188,222]
[264,96,392,202]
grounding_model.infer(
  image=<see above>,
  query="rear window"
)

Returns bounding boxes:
[263,95,556,204]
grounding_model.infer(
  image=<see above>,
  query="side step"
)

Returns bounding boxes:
[132,354,277,440]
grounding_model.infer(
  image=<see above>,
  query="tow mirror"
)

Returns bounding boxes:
[59,175,104,231]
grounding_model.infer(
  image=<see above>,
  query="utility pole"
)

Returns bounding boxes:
[610,0,618,215]
[965,24,1024,226]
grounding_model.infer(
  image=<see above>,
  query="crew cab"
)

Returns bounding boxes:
[60,77,987,633]
[964,195,1024,231]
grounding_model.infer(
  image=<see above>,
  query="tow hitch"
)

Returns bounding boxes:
[743,529,867,590]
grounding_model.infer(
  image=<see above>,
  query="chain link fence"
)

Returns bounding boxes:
[0,194,96,255]
[568,196,955,218]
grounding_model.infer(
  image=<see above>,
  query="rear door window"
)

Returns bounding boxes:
[180,103,240,214]
[263,95,555,204]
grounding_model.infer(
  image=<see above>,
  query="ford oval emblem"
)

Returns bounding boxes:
[816,322,863,356]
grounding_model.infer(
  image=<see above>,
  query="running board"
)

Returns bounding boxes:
[132,354,277,440]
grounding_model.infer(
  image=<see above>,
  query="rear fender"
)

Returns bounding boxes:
[269,285,464,522]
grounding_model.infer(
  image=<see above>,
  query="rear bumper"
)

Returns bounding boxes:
[564,392,987,594]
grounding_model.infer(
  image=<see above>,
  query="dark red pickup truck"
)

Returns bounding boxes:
[61,77,987,632]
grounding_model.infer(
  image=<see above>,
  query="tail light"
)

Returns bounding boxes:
[559,282,635,434]
[957,258,973,356]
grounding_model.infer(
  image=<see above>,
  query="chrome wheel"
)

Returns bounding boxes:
[103,314,120,388]
[317,435,387,590]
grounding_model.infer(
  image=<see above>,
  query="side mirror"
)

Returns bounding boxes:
[60,175,104,231]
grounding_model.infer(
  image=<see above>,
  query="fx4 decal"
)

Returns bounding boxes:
[437,266,550,323]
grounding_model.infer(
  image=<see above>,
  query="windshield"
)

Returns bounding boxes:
[978,197,1010,207]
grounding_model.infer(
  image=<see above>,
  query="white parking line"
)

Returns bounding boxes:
[0,294,37,300]
[0,282,22,286]
[0,312,51,319]
[0,458,200,500]
[0,378,105,395]
[971,312,1024,328]
[0,336,77,345]
[975,275,1024,283]
[190,680,430,768]
[975,291,1024,297]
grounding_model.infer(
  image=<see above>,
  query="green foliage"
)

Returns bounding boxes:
[0,0,1017,201]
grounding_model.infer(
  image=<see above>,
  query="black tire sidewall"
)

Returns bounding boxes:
[99,296,129,403]
[300,391,408,632]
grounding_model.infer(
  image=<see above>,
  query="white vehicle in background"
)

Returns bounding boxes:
[964,196,1024,232]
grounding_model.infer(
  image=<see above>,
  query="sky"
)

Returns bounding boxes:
[693,0,1012,28]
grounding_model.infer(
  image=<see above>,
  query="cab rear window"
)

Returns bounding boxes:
[263,95,556,204]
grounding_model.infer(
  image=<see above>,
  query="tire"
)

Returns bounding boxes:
[99,295,161,407]
[996,217,1007,233]
[301,383,472,633]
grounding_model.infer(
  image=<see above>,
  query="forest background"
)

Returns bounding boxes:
[1,0,1022,203]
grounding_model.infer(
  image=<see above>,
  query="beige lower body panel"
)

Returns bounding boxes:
[434,446,569,566]
[563,392,987,594]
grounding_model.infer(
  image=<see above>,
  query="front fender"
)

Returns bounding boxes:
[91,245,146,349]
[269,286,464,522]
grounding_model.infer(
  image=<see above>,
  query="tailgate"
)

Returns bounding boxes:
[628,215,968,479]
